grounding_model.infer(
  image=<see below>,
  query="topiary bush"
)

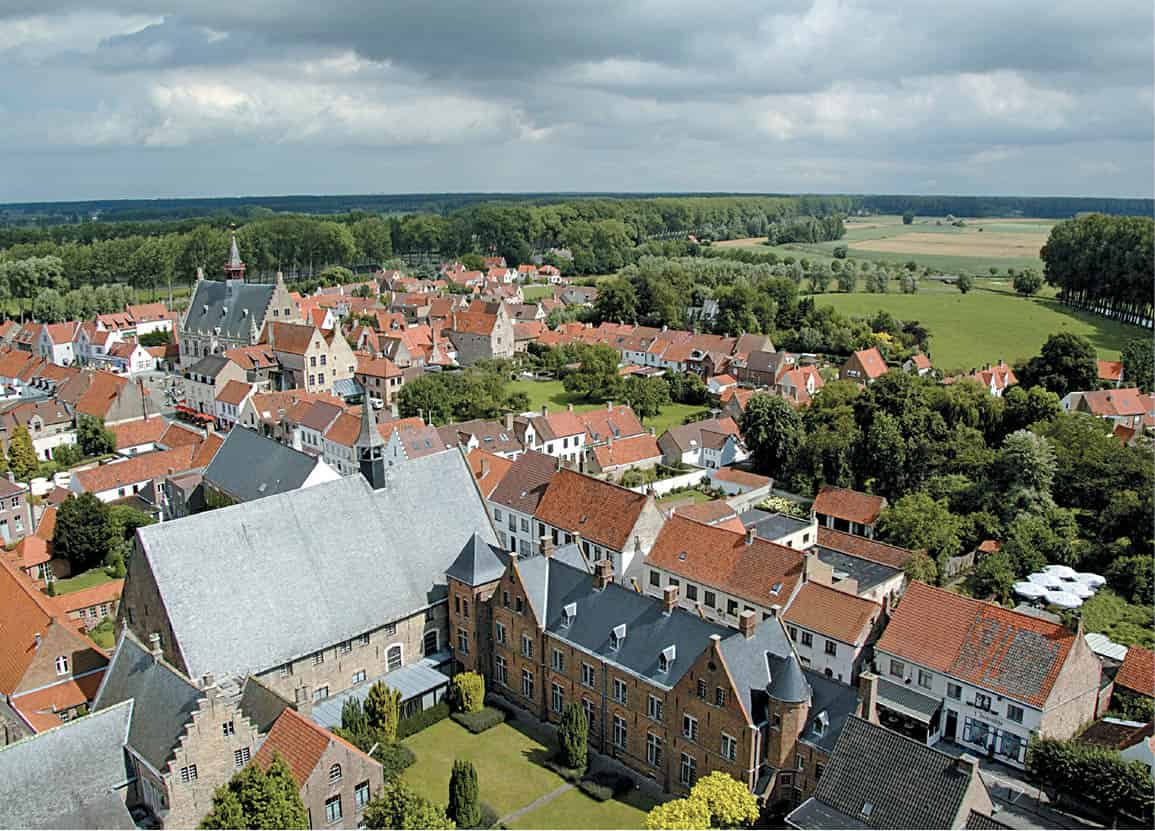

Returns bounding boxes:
[451,672,486,714]
[451,707,506,734]
[396,700,450,740]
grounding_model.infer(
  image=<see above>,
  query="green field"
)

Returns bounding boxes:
[814,283,1141,371]
[509,379,706,436]
[53,568,117,594]
[522,284,554,301]
[402,720,652,828]
[720,214,1052,275]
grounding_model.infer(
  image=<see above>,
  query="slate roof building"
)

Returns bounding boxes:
[121,450,494,712]
[785,716,1003,830]
[202,424,339,506]
[869,581,1102,767]
[0,700,136,829]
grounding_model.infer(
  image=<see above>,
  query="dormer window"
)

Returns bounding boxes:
[770,582,783,595]
[55,655,69,675]
[658,645,676,673]
[610,623,627,650]
[561,603,577,627]
[860,803,873,820]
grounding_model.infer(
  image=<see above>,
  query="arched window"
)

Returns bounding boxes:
[386,645,403,671]
[328,763,342,783]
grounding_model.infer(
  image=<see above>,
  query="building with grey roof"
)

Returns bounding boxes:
[123,448,496,710]
[786,716,1000,830]
[0,700,135,829]
[202,424,339,504]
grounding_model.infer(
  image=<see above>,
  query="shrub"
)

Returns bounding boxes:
[451,707,506,734]
[557,701,589,771]
[365,682,402,743]
[577,780,613,802]
[448,759,481,829]
[543,756,585,783]
[397,700,450,740]
[374,743,416,780]
[1027,736,1153,823]
[586,770,634,797]
[451,672,485,714]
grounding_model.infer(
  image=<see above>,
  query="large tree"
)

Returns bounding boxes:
[363,781,455,830]
[6,426,38,480]
[1016,332,1098,398]
[558,701,589,771]
[740,394,802,475]
[592,277,638,324]
[1121,337,1153,393]
[199,754,308,829]
[53,494,112,573]
[877,493,965,578]
[562,344,621,401]
[364,681,401,743]
[622,375,671,421]
[77,416,117,456]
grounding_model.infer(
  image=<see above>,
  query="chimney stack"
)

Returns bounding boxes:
[955,754,980,779]
[739,609,757,639]
[745,528,755,546]
[480,457,490,479]
[858,671,880,724]
[504,412,514,430]
[606,400,613,411]
[149,632,163,662]
[540,534,554,557]
[662,584,679,614]
[541,405,549,417]
[201,672,216,689]
[593,558,614,590]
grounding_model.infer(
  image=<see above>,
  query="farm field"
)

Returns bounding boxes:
[718,214,1052,274]
[521,284,554,300]
[814,284,1141,371]
[509,378,706,437]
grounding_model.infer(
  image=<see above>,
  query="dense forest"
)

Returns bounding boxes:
[1041,213,1154,328]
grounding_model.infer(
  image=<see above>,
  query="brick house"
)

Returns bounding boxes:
[55,578,124,632]
[839,348,888,384]
[262,321,357,395]
[0,474,33,544]
[735,349,793,388]
[869,581,1102,768]
[120,452,493,716]
[449,546,858,805]
[534,467,665,578]
[1061,387,1148,430]
[254,708,385,829]
[812,485,887,539]
[0,556,108,742]
[444,305,515,365]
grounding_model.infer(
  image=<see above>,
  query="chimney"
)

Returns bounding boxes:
[201,672,216,689]
[858,671,880,724]
[955,754,980,779]
[745,528,755,546]
[662,584,679,614]
[541,405,549,416]
[149,632,163,662]
[593,558,614,590]
[606,400,613,411]
[769,603,781,618]
[504,412,514,430]
[33,632,41,648]
[540,534,554,557]
[567,403,574,412]
[739,609,757,639]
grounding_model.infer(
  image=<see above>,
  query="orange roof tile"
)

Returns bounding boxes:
[323,411,362,448]
[783,582,881,645]
[110,416,169,449]
[36,506,57,544]
[74,371,129,419]
[813,485,887,526]
[578,405,645,443]
[54,579,124,616]
[1116,645,1154,697]
[468,449,513,498]
[1097,360,1124,382]
[647,515,804,610]
[1077,387,1146,418]
[224,344,279,370]
[712,468,770,489]
[448,311,498,337]
[535,468,650,552]
[159,422,204,448]
[253,708,333,787]
[264,321,320,356]
[10,671,105,732]
[191,432,224,468]
[816,527,917,569]
[592,434,662,469]
[876,581,1078,708]
[216,380,253,407]
[74,446,196,493]
[356,354,402,378]
[12,535,50,568]
[849,347,889,379]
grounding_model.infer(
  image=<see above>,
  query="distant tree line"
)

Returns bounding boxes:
[1041,213,1154,328]
[857,194,1153,219]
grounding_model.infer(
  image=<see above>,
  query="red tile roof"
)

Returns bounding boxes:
[816,527,917,569]
[535,468,650,552]
[54,579,124,616]
[73,446,197,493]
[712,467,770,489]
[110,416,169,449]
[253,708,332,787]
[468,449,513,498]
[1077,387,1146,418]
[784,582,882,645]
[849,347,888,379]
[12,535,50,568]
[159,422,204,449]
[876,581,1079,708]
[647,515,804,609]
[356,354,402,379]
[264,321,320,356]
[531,410,586,441]
[10,671,105,732]
[1115,645,1154,698]
[671,500,744,533]
[74,371,129,419]
[974,362,1017,392]
[323,411,361,448]
[911,354,933,370]
[592,434,662,469]
[578,405,645,443]
[813,486,887,526]
[224,345,279,371]
[1097,360,1124,383]
[448,311,498,337]
[216,380,253,407]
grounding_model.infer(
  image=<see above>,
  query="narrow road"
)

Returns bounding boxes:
[497,783,574,826]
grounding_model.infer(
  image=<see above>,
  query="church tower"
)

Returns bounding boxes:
[224,231,246,281]
[356,400,387,489]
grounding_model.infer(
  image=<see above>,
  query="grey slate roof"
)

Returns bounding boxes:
[0,700,135,829]
[965,810,1012,830]
[311,659,450,729]
[446,532,509,587]
[188,353,230,378]
[815,547,900,593]
[92,633,203,773]
[877,677,942,722]
[799,670,860,754]
[185,279,274,339]
[718,616,808,720]
[787,797,870,830]
[740,509,810,542]
[134,450,496,679]
[793,715,982,830]
[238,676,292,734]
[203,425,323,502]
[517,554,732,690]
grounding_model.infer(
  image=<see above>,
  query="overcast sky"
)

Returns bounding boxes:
[1,1,1152,202]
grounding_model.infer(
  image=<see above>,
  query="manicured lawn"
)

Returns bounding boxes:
[509,379,707,437]
[53,568,116,594]
[401,720,652,828]
[507,786,654,830]
[815,287,1142,371]
[657,489,712,506]
[522,284,554,301]
[88,619,115,650]
[402,721,562,817]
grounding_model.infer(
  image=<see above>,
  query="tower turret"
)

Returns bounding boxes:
[355,400,387,489]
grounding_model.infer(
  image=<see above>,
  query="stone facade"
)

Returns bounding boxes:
[298,731,385,829]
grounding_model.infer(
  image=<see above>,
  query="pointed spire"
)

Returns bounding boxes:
[224,226,246,280]
[356,400,385,450]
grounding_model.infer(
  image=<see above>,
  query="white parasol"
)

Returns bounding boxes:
[1045,590,1083,609]
[1013,582,1048,599]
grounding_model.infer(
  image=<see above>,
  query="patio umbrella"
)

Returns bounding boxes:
[1045,590,1083,609]
[1013,582,1048,599]
[1027,573,1063,589]
[1077,573,1106,587]
[1069,582,1094,599]
[1043,564,1079,580]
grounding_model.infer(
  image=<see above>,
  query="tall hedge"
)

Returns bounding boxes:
[1027,736,1153,823]
[558,701,589,772]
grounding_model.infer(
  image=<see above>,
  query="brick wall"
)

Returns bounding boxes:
[300,739,385,829]
[1038,631,1102,739]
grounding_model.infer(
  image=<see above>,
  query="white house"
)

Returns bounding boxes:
[783,582,882,684]
[36,323,79,366]
[518,407,586,465]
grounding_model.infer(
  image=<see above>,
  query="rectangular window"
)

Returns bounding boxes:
[649,570,661,587]
[918,669,933,689]
[683,714,698,741]
[502,590,510,609]
[312,651,325,666]
[685,584,698,601]
[325,795,342,824]
[583,698,596,729]
[714,687,726,707]
[180,764,198,783]
[647,694,663,722]
[551,683,564,714]
[796,754,805,770]
[551,649,565,672]
[697,679,707,699]
[800,632,813,647]
[494,508,503,522]
[704,590,716,608]
[355,781,371,809]
[974,693,992,712]
[1006,704,1024,724]
[495,621,507,644]
[234,747,251,768]
[998,731,1027,762]
[721,733,738,762]
[647,733,663,768]
[521,634,534,658]
[352,669,366,684]
[964,717,994,748]
[279,664,291,678]
[947,682,962,700]
[462,599,469,617]
[515,597,525,614]
[679,753,697,786]
[495,655,507,686]
[613,715,628,749]
[727,599,739,616]
[358,633,370,647]
[825,640,837,657]
[582,663,596,688]
[613,678,628,705]
[521,517,530,532]
[338,640,352,655]
[889,659,906,678]
[458,629,469,655]
[522,669,534,699]
[313,686,329,702]
[222,721,235,737]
